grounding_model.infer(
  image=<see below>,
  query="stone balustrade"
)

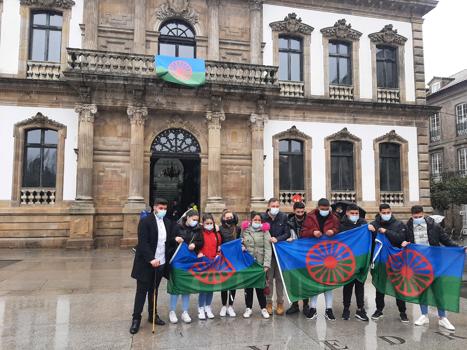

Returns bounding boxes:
[26,61,61,80]
[279,81,305,97]
[380,191,404,206]
[20,188,56,205]
[377,88,400,104]
[205,61,278,86]
[329,85,354,101]
[331,191,357,202]
[279,190,306,206]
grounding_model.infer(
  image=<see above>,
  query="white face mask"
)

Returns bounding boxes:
[204,224,214,231]
[188,220,198,227]
[252,222,262,230]
[270,207,280,216]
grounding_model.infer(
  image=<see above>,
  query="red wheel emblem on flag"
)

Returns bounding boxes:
[168,60,193,81]
[306,241,356,285]
[386,248,434,297]
[189,255,236,285]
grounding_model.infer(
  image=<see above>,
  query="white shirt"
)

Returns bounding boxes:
[154,214,167,265]
[413,221,429,246]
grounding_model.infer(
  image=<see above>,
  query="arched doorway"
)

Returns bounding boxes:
[150,128,201,219]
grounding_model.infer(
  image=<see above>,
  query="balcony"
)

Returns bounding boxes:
[64,48,278,88]
[380,191,404,206]
[329,85,354,101]
[279,190,306,206]
[20,188,56,205]
[331,191,356,202]
[377,88,400,104]
[26,61,61,80]
[279,81,304,98]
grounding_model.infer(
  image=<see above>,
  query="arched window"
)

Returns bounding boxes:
[23,128,58,188]
[278,36,303,81]
[29,11,63,62]
[279,139,304,191]
[158,20,196,58]
[376,45,398,89]
[329,41,352,86]
[331,141,354,191]
[379,142,401,191]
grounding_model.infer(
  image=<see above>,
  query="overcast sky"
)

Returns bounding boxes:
[423,0,467,82]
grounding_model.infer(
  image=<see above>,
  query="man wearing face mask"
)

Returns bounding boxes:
[285,201,310,315]
[403,205,464,331]
[339,204,369,321]
[130,198,174,334]
[262,198,291,315]
[368,203,409,323]
[301,198,340,321]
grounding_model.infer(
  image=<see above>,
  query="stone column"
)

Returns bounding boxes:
[67,104,97,250]
[133,0,146,54]
[122,106,148,248]
[249,0,262,65]
[205,97,226,213]
[249,106,267,212]
[207,0,220,61]
[83,0,98,50]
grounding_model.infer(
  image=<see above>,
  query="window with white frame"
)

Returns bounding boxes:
[429,113,441,142]
[459,148,467,176]
[431,81,441,94]
[430,152,443,179]
[456,103,467,136]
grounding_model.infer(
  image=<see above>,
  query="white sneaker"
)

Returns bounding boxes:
[220,306,227,317]
[243,308,252,318]
[205,305,215,319]
[198,307,206,320]
[439,317,455,331]
[261,308,270,319]
[169,310,178,324]
[414,314,429,326]
[181,311,191,323]
[227,306,236,317]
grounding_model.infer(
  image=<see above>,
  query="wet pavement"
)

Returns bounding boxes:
[0,249,466,350]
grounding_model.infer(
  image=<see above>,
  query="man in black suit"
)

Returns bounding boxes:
[129,198,176,334]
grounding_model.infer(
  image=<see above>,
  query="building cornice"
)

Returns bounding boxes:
[321,19,362,41]
[19,0,75,9]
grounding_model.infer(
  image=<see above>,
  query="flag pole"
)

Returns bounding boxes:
[169,242,183,264]
[271,242,292,305]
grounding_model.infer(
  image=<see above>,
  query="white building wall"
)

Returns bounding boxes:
[262,4,416,102]
[263,120,420,202]
[0,0,83,75]
[0,105,78,201]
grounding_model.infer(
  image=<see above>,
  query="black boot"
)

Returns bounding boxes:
[149,314,166,326]
[286,302,299,315]
[130,319,141,334]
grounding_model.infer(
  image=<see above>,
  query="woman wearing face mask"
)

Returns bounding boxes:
[168,209,201,324]
[218,209,241,317]
[241,211,272,319]
[195,213,222,320]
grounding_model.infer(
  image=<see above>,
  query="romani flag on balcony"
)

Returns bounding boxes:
[371,233,465,312]
[274,225,372,302]
[167,239,265,294]
[155,55,206,87]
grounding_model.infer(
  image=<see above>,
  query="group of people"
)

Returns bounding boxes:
[129,197,463,335]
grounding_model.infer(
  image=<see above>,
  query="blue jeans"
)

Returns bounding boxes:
[310,290,333,309]
[170,294,190,312]
[199,292,214,307]
[420,304,446,318]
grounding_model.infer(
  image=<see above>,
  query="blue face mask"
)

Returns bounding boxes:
[319,210,329,217]
[204,224,214,231]
[155,210,166,219]
[189,220,198,228]
[413,217,425,225]
[381,214,392,222]
[252,222,262,230]
[349,215,359,223]
[270,208,280,216]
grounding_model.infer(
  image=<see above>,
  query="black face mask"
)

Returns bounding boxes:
[225,218,235,226]
[295,214,305,220]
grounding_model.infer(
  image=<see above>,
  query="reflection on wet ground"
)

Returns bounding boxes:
[0,249,466,350]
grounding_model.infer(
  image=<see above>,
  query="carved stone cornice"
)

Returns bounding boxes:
[249,0,263,11]
[127,106,148,126]
[206,111,225,130]
[155,0,199,26]
[249,113,268,132]
[20,0,75,9]
[369,24,407,46]
[14,112,65,130]
[269,13,314,36]
[273,125,310,141]
[75,104,97,123]
[374,129,408,145]
[325,127,361,143]
[320,19,362,41]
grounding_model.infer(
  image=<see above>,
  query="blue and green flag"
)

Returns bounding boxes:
[155,55,206,87]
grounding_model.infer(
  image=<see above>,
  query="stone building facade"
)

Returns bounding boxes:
[0,0,438,248]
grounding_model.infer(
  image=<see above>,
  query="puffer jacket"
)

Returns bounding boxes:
[406,216,458,247]
[288,213,307,239]
[241,225,272,268]
[370,214,407,248]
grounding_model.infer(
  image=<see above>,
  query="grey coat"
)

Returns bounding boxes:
[241,226,272,269]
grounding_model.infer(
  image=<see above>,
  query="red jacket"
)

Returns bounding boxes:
[301,209,340,238]
[200,230,222,259]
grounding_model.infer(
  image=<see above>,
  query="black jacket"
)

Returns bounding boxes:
[176,222,203,253]
[131,214,176,282]
[287,213,307,239]
[219,224,241,243]
[340,216,367,232]
[261,210,291,241]
[370,214,407,248]
[406,216,458,247]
